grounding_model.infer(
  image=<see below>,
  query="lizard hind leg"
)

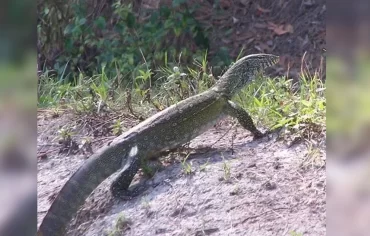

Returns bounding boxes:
[110,146,146,200]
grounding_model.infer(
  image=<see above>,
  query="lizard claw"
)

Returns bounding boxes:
[252,130,270,140]
[252,130,264,140]
[111,184,147,200]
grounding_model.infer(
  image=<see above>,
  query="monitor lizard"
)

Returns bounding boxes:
[37,53,279,235]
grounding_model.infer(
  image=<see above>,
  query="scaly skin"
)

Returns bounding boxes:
[37,54,279,236]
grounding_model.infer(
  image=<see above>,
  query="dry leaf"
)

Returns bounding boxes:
[220,0,231,9]
[254,22,267,29]
[268,22,294,35]
[256,4,271,13]
[255,42,270,52]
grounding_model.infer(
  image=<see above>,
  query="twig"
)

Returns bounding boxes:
[126,89,143,120]
[209,123,235,149]
[90,113,124,130]
[238,207,288,225]
[91,136,116,144]
[37,148,60,158]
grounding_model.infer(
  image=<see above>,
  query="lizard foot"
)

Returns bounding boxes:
[252,130,265,140]
[253,127,284,140]
[111,184,148,200]
[252,130,272,141]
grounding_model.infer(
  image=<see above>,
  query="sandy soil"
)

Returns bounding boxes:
[37,111,325,236]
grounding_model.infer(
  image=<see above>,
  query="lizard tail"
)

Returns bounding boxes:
[38,141,131,236]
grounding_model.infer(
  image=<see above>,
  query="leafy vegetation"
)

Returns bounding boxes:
[38,0,210,82]
[38,50,325,144]
[37,0,325,141]
[221,155,231,182]
[181,153,194,175]
[235,69,326,140]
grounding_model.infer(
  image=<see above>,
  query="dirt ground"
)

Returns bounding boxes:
[37,110,325,236]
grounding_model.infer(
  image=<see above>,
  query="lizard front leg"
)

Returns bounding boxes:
[225,100,265,139]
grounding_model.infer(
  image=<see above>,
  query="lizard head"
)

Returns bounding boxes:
[215,54,279,96]
[230,54,279,76]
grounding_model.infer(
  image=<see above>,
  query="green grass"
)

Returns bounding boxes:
[235,70,325,139]
[221,154,231,181]
[289,230,303,236]
[180,153,193,175]
[38,53,326,141]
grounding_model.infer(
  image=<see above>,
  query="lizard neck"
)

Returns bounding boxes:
[211,71,256,98]
[210,54,278,97]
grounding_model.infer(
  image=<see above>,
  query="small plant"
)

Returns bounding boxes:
[79,137,93,155]
[199,159,210,172]
[289,230,303,236]
[141,197,150,210]
[107,213,131,236]
[181,153,193,175]
[163,66,189,99]
[229,185,241,195]
[50,107,62,118]
[300,141,324,168]
[235,69,325,141]
[111,119,123,136]
[57,127,74,144]
[141,196,153,217]
[222,155,231,181]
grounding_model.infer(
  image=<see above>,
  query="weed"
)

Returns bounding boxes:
[107,213,131,236]
[90,67,110,112]
[300,141,325,168]
[229,185,241,196]
[141,196,153,217]
[141,197,150,210]
[57,127,74,144]
[38,52,325,143]
[111,120,123,136]
[289,230,303,236]
[199,159,210,172]
[50,107,62,118]
[222,155,231,181]
[235,69,325,141]
[181,153,193,175]
[79,137,93,155]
